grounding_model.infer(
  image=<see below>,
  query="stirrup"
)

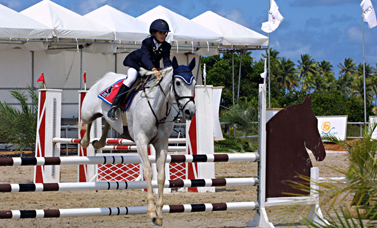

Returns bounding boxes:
[108,106,118,121]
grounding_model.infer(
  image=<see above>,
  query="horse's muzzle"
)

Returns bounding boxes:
[183,105,196,120]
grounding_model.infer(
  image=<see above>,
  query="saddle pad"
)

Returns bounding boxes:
[98,78,126,105]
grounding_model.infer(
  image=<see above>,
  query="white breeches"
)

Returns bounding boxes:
[123,67,138,87]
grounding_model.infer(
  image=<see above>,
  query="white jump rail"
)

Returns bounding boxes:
[52,138,187,145]
[0,178,258,192]
[0,202,257,219]
[0,153,259,166]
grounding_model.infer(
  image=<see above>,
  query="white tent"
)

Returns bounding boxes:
[0,4,53,39]
[0,2,267,118]
[84,5,148,42]
[192,11,268,47]
[137,5,222,45]
[20,0,114,40]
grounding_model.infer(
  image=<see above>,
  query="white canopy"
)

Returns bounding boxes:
[0,4,53,39]
[20,0,114,40]
[192,11,268,47]
[137,5,222,44]
[84,5,149,42]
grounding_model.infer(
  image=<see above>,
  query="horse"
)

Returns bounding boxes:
[79,56,196,226]
[265,95,326,198]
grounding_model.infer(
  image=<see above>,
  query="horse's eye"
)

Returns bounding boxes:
[176,81,181,86]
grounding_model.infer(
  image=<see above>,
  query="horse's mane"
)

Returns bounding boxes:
[139,66,173,77]
[139,67,173,89]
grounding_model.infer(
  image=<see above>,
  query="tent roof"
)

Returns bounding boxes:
[192,11,268,47]
[137,5,222,44]
[20,0,114,40]
[84,5,149,42]
[0,4,53,39]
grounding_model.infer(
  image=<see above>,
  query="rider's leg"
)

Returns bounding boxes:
[107,68,138,121]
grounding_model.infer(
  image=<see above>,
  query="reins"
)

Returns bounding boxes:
[143,70,194,127]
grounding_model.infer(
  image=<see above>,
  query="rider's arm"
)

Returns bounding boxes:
[152,68,162,79]
[140,38,156,71]
[162,43,172,68]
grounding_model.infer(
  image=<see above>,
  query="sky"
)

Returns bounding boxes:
[2,0,377,77]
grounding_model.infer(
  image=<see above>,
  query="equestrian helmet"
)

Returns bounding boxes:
[149,19,170,34]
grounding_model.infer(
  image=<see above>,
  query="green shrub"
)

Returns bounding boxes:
[0,86,38,151]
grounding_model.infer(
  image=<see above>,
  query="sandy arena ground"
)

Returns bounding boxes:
[0,148,350,228]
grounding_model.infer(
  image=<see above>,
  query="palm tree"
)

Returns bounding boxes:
[317,60,336,92]
[297,54,317,92]
[307,71,326,93]
[303,126,377,227]
[0,86,38,152]
[351,63,375,104]
[372,63,377,105]
[276,57,298,91]
[337,73,354,96]
[262,48,281,84]
[337,58,357,96]
[338,58,357,77]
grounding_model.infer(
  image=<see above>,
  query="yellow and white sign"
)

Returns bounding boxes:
[317,116,348,140]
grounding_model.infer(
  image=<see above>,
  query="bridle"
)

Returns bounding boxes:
[172,70,195,111]
[144,69,195,127]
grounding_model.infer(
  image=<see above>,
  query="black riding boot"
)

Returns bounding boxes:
[120,126,131,140]
[107,84,129,121]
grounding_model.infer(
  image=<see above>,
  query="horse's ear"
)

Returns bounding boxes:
[172,56,179,70]
[188,57,196,71]
[303,95,312,106]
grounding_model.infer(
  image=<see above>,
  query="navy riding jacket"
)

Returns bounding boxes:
[123,36,172,71]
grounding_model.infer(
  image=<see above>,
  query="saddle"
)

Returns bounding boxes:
[119,76,149,111]
[98,76,150,111]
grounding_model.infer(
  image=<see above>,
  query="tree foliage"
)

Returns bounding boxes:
[201,49,377,122]
[0,86,38,151]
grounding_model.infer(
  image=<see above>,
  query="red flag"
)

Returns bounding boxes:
[83,72,87,83]
[37,73,45,84]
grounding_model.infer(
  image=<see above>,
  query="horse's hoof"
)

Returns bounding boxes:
[80,139,89,148]
[91,140,102,150]
[147,209,156,219]
[152,217,163,226]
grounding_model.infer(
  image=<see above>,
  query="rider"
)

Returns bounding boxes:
[107,19,172,122]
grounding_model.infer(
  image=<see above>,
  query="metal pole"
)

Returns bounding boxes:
[80,48,83,90]
[268,35,271,108]
[232,52,235,105]
[114,53,118,73]
[267,0,271,108]
[31,51,34,89]
[237,51,243,102]
[362,17,366,125]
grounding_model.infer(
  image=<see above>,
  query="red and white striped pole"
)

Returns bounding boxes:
[34,89,62,183]
[78,90,101,182]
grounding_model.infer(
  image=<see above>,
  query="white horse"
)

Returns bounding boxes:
[80,56,196,226]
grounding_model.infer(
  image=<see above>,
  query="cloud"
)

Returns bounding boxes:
[216,9,249,27]
[0,0,36,11]
[305,18,323,28]
[281,44,312,61]
[77,0,107,15]
[328,14,354,23]
[346,26,362,43]
[290,0,354,7]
